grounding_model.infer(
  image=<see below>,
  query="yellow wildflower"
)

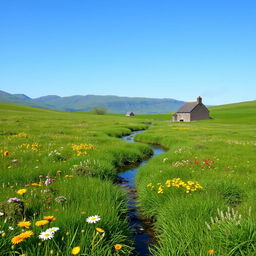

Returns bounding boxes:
[11,231,34,244]
[114,244,122,250]
[35,220,49,226]
[95,227,105,233]
[17,189,27,195]
[208,249,214,255]
[17,221,31,229]
[71,246,81,255]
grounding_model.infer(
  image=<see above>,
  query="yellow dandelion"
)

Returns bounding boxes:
[17,221,31,229]
[35,220,49,226]
[95,227,105,233]
[17,189,27,195]
[11,230,34,244]
[71,246,81,255]
[208,249,214,255]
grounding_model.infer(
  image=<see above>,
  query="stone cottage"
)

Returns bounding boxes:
[126,112,135,116]
[172,96,211,122]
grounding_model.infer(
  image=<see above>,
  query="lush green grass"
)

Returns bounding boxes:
[135,100,256,255]
[0,102,152,256]
[1,100,256,256]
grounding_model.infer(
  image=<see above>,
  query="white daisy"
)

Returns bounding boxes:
[86,215,101,224]
[39,231,54,240]
[0,212,4,216]
[46,227,60,233]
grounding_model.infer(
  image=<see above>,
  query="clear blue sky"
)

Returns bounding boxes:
[0,0,255,105]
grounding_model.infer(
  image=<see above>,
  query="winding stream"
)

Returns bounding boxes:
[119,130,166,256]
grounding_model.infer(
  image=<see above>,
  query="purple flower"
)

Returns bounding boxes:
[7,197,21,203]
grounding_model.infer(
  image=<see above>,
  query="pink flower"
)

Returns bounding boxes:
[45,178,54,186]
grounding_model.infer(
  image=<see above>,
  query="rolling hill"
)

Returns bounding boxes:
[0,90,184,114]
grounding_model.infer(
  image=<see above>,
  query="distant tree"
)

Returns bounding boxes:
[92,106,107,115]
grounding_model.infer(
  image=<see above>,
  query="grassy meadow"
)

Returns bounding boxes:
[134,101,256,256]
[0,103,152,256]
[0,100,256,256]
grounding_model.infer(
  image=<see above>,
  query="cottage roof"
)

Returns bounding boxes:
[176,102,198,113]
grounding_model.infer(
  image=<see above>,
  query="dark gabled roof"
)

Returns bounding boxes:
[176,102,198,113]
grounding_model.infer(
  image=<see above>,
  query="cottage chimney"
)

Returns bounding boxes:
[197,96,202,104]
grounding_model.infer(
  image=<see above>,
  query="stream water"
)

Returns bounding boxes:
[119,130,166,256]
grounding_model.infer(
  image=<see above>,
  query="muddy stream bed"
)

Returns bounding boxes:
[118,130,166,256]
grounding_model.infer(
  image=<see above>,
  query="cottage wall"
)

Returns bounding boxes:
[190,104,210,121]
[176,113,191,122]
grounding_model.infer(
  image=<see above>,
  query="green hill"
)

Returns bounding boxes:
[133,100,256,123]
[209,100,256,124]
[0,90,185,114]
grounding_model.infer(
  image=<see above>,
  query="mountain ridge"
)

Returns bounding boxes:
[0,90,185,114]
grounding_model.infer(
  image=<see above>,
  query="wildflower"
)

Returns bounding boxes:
[3,151,9,156]
[35,220,49,227]
[56,170,62,174]
[114,244,122,250]
[11,231,34,244]
[86,215,101,224]
[0,212,4,216]
[43,216,56,222]
[9,226,14,230]
[7,197,21,203]
[0,230,4,234]
[12,159,18,163]
[55,196,67,203]
[31,183,41,187]
[17,189,27,195]
[18,221,31,229]
[45,178,54,186]
[208,249,214,255]
[95,227,105,233]
[46,227,59,233]
[39,231,54,240]
[71,246,81,255]
[1,232,6,237]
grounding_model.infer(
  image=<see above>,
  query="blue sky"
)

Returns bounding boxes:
[0,0,255,105]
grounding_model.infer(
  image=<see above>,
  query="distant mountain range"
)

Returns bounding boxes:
[0,90,185,114]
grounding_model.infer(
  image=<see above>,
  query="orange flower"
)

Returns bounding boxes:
[3,151,9,157]
[35,220,49,226]
[95,227,105,233]
[208,249,214,255]
[114,244,122,251]
[11,231,34,244]
[17,221,31,229]
[43,216,56,222]
[31,183,41,187]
